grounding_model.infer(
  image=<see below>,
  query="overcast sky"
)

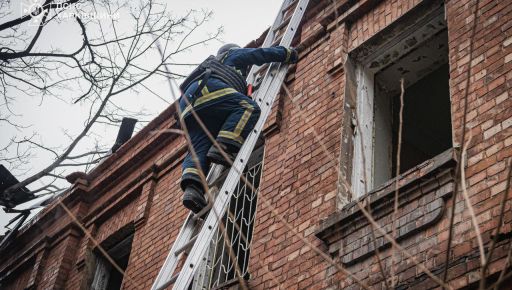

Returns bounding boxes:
[0,0,283,234]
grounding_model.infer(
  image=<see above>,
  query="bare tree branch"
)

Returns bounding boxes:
[481,158,512,290]
[1,0,220,204]
[0,0,81,32]
[442,0,482,283]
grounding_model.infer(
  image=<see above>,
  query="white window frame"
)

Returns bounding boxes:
[350,6,447,198]
[91,256,111,290]
[351,65,375,198]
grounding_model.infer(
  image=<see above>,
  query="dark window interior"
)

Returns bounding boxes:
[105,234,133,290]
[92,226,134,290]
[373,28,452,186]
[392,63,452,174]
[463,268,512,290]
[106,247,131,290]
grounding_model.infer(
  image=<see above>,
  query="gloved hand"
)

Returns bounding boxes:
[288,47,299,64]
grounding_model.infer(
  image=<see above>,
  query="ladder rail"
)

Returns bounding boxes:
[246,0,297,85]
[150,0,309,288]
[250,0,306,108]
[151,166,224,290]
[151,213,196,290]
[173,0,309,287]
[172,68,281,289]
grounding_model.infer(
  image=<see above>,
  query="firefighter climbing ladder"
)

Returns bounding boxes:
[151,0,309,289]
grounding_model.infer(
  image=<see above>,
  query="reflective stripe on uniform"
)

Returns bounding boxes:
[181,88,237,118]
[233,100,254,136]
[218,131,245,144]
[201,83,209,96]
[218,100,254,145]
[197,79,210,102]
[183,167,201,176]
[285,48,292,63]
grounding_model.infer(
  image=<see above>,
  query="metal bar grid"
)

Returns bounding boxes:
[192,160,262,289]
[151,166,223,290]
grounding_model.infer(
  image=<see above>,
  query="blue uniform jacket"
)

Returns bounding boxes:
[179,46,293,118]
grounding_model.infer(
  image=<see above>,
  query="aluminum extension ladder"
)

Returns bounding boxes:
[150,0,309,289]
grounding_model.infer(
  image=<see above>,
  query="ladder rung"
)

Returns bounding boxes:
[208,167,230,187]
[174,235,198,256]
[193,201,212,220]
[251,81,263,97]
[253,63,270,78]
[155,273,180,290]
[273,15,292,33]
[282,0,299,14]
[271,36,283,47]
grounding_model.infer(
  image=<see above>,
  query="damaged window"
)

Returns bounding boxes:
[91,230,134,290]
[349,5,452,197]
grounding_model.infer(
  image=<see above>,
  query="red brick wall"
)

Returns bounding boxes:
[38,232,80,289]
[445,0,512,286]
[248,0,512,289]
[348,0,423,50]
[2,263,31,290]
[248,19,345,290]
[123,163,189,290]
[0,101,189,289]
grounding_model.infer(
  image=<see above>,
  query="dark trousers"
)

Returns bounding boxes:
[180,92,261,190]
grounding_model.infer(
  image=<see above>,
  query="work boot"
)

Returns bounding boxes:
[182,184,207,214]
[207,144,237,167]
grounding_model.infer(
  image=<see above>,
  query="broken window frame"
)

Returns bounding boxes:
[91,229,134,290]
[348,3,452,198]
[91,256,112,290]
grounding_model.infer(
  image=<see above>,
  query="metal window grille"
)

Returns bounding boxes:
[192,148,264,289]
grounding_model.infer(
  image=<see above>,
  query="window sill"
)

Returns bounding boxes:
[315,148,458,264]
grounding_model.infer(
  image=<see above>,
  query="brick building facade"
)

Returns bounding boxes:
[1,0,511,289]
